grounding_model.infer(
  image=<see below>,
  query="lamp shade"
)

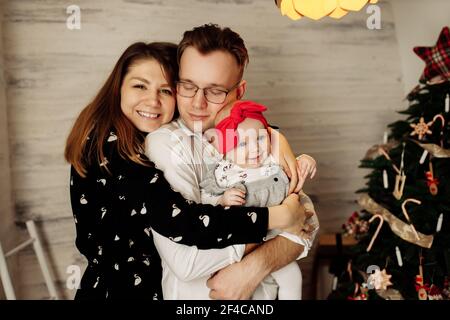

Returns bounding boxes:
[276,0,379,21]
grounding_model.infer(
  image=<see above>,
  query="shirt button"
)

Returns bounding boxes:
[274,177,278,182]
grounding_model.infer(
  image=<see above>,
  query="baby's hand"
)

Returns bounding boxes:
[297,154,316,179]
[219,188,246,206]
[295,154,317,190]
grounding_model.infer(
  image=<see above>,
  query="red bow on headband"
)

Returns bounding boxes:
[215,100,269,154]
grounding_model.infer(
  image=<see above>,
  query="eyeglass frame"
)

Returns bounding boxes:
[175,79,242,104]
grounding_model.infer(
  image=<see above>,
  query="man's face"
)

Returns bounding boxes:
[177,47,244,132]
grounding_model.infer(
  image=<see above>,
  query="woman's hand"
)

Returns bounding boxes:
[282,193,313,232]
[268,193,311,231]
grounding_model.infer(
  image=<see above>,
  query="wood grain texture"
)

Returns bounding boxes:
[1,0,404,299]
[0,0,20,299]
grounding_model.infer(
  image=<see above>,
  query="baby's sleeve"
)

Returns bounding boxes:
[199,167,227,206]
[200,189,221,206]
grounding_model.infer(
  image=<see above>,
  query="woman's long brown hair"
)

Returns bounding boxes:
[65,42,178,177]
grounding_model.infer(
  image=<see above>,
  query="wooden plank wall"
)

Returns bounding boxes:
[0,1,19,300]
[1,0,404,299]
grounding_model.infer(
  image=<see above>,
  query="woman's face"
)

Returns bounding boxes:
[120,59,176,133]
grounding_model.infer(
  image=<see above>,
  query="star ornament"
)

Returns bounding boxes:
[414,26,450,83]
[368,269,393,290]
[410,117,433,140]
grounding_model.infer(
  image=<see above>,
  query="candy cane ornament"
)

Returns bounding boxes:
[401,198,421,240]
[366,214,384,252]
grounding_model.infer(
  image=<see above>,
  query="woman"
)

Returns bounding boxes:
[64,42,306,300]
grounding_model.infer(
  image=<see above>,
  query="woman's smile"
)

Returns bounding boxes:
[137,111,161,119]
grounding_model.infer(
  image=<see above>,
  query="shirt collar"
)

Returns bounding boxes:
[175,118,223,162]
[175,118,195,137]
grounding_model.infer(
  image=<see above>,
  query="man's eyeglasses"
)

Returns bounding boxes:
[176,80,241,104]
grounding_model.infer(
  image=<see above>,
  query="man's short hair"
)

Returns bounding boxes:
[178,23,249,79]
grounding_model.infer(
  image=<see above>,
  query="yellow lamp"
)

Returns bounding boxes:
[276,0,379,21]
[280,0,303,20]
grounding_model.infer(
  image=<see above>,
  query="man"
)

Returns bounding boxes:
[146,24,319,299]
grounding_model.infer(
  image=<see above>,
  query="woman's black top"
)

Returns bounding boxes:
[70,135,268,300]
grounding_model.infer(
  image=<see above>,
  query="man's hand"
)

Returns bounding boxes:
[207,235,305,300]
[207,257,264,300]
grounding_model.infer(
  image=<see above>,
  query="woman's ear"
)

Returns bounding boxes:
[236,80,247,100]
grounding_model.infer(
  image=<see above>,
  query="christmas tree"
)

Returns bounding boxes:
[328,26,450,300]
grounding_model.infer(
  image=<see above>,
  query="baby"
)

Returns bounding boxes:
[200,100,317,300]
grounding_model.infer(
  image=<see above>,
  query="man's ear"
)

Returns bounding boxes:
[236,79,247,100]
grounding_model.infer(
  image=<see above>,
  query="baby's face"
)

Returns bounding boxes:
[225,118,271,168]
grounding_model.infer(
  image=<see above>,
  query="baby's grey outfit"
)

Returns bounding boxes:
[200,163,289,207]
[200,158,303,299]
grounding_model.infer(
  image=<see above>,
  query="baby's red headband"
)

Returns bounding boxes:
[215,100,269,154]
